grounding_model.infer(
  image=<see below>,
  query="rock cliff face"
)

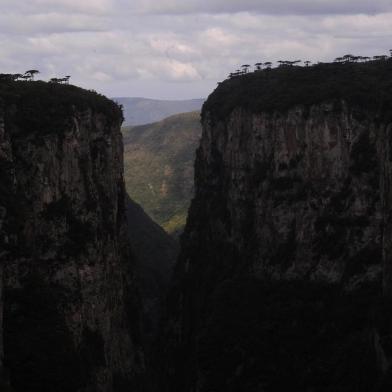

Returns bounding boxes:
[196,103,382,285]
[0,82,143,391]
[161,61,392,391]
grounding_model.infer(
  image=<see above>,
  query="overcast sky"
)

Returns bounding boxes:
[1,0,391,99]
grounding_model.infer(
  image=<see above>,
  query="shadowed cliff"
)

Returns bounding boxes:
[126,195,178,342]
[0,80,144,391]
[159,57,392,391]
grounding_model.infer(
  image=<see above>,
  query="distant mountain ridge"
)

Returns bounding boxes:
[113,97,204,126]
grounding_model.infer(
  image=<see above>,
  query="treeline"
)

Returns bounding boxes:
[205,49,392,122]
[228,50,392,78]
[0,69,71,84]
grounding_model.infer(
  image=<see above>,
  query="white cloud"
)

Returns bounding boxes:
[0,1,391,99]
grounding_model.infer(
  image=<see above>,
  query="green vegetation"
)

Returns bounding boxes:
[204,55,392,123]
[0,78,122,135]
[122,111,202,235]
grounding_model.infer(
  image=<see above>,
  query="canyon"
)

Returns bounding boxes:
[1,58,392,391]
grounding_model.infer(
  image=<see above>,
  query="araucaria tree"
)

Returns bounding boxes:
[24,70,40,81]
[227,50,391,82]
[241,64,250,73]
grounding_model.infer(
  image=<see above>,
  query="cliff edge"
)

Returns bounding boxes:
[0,81,144,391]
[161,58,392,391]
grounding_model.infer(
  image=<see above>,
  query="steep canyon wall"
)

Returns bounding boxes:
[161,61,392,392]
[0,83,144,392]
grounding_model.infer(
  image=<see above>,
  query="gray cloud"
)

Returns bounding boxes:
[128,0,392,15]
[0,13,109,35]
[0,1,391,99]
[1,0,113,15]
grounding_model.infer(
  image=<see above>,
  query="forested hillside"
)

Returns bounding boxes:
[123,111,202,235]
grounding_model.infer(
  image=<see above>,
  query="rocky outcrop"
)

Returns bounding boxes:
[161,61,392,391]
[0,83,144,391]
